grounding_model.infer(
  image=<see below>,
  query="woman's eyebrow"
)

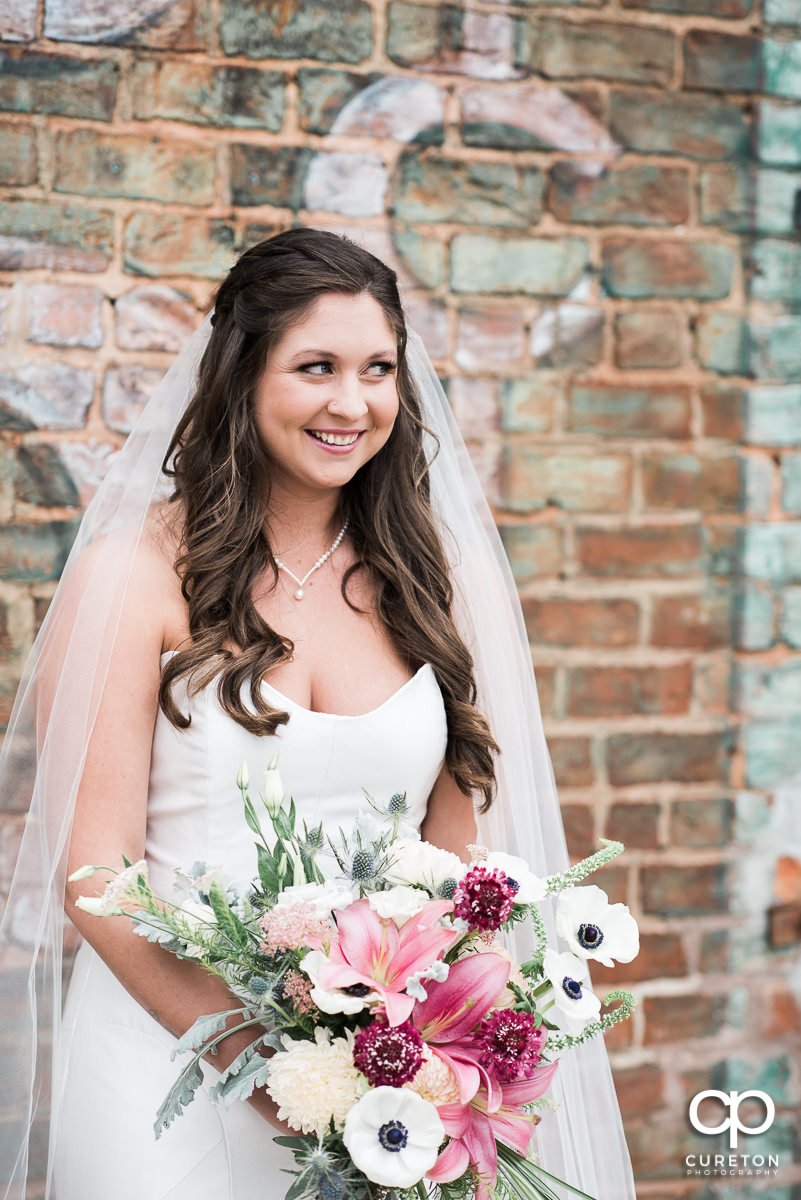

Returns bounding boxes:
[286,346,397,362]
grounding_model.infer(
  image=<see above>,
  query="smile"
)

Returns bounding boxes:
[306,430,364,448]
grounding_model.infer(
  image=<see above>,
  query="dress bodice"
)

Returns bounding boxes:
[145,654,449,894]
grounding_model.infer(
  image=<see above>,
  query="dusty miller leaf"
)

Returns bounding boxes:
[154,1057,204,1139]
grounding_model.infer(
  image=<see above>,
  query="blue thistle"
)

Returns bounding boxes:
[438,877,458,900]
[350,849,376,881]
[388,792,408,814]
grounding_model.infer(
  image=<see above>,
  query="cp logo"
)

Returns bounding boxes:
[689,1090,775,1149]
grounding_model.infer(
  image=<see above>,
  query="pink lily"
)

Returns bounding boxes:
[318,897,460,1026]
[428,1061,560,1200]
[412,952,511,1109]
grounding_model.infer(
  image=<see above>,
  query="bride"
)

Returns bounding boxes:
[0,229,636,1199]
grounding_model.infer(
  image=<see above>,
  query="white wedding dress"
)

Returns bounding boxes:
[52,654,448,1199]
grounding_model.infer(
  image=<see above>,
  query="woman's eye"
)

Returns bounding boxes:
[300,361,332,376]
[365,360,397,378]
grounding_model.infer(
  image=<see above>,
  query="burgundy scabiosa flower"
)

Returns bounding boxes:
[353,1016,424,1088]
[476,1009,546,1084]
[452,866,516,933]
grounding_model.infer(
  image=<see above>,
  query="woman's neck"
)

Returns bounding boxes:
[265,486,345,565]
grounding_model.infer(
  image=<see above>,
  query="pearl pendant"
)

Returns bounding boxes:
[294,587,304,600]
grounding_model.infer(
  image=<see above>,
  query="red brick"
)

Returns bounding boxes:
[670,798,732,847]
[501,446,632,514]
[549,736,594,788]
[539,19,675,86]
[700,383,745,440]
[567,664,692,718]
[568,383,691,439]
[547,162,690,226]
[642,455,743,513]
[533,665,556,717]
[605,802,662,848]
[651,590,731,649]
[602,238,735,300]
[608,730,733,786]
[560,802,595,859]
[593,931,688,985]
[614,309,684,369]
[684,30,761,93]
[756,983,801,1039]
[454,306,526,369]
[521,597,640,647]
[643,992,728,1043]
[576,526,705,578]
[613,1063,666,1120]
[641,863,729,915]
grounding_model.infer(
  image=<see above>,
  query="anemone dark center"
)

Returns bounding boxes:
[577,922,603,950]
[378,1120,408,1152]
[562,976,583,1000]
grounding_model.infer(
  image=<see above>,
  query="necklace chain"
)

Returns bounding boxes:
[274,518,349,600]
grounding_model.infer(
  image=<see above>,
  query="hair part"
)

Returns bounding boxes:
[159,228,499,811]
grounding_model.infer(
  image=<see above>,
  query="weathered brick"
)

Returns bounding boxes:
[623,0,751,13]
[0,521,80,582]
[132,61,285,131]
[568,385,691,439]
[593,933,688,986]
[297,69,382,135]
[609,89,749,161]
[548,162,690,226]
[684,31,762,92]
[745,384,801,444]
[670,798,732,847]
[14,445,79,508]
[750,318,801,381]
[230,145,315,210]
[568,665,692,718]
[454,306,526,369]
[386,4,525,79]
[765,37,801,99]
[0,288,10,344]
[766,0,801,20]
[222,0,372,61]
[521,597,640,647]
[781,586,801,647]
[0,123,36,187]
[561,803,595,860]
[44,0,207,48]
[700,162,801,235]
[460,81,608,152]
[605,801,662,849]
[602,238,735,300]
[124,213,245,279]
[0,0,36,40]
[695,312,749,374]
[502,446,631,513]
[0,51,119,121]
[394,152,543,227]
[644,993,729,1043]
[0,364,94,431]
[530,304,604,369]
[447,377,499,439]
[700,382,744,439]
[734,581,776,650]
[26,284,103,350]
[738,660,801,716]
[743,523,801,584]
[641,862,730,914]
[756,99,801,166]
[451,234,589,296]
[612,1064,667,1121]
[539,19,675,85]
[54,130,216,206]
[614,310,684,369]
[392,228,444,290]
[642,454,743,513]
[115,285,197,353]
[0,200,113,273]
[499,524,564,583]
[532,665,556,718]
[609,730,732,787]
[651,589,731,649]
[102,366,163,435]
[498,377,557,434]
[549,736,594,787]
[783,453,801,513]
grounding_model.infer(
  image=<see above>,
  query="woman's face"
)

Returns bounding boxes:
[252,291,400,498]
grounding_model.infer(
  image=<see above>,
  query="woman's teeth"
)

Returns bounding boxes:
[309,431,360,446]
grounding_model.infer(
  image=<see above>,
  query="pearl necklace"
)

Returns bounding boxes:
[274,519,349,600]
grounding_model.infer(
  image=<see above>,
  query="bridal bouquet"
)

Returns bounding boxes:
[71,756,638,1200]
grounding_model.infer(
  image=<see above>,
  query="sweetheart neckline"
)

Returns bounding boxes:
[158,651,435,721]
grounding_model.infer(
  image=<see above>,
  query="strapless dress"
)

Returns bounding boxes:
[52,656,448,1199]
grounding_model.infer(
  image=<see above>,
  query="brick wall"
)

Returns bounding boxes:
[1,1,801,1196]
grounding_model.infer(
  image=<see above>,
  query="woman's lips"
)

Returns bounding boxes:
[304,429,365,455]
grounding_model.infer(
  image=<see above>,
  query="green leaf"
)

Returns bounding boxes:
[257,843,281,894]
[170,1008,245,1061]
[154,1057,204,1138]
[210,1052,272,1105]
[243,793,264,840]
[207,881,249,949]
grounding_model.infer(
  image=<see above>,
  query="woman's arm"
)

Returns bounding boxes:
[420,762,478,864]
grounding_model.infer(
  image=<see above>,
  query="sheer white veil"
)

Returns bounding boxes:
[0,294,636,1198]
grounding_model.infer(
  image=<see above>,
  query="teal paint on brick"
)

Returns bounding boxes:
[733,790,773,844]
[297,69,384,135]
[766,0,801,18]
[451,234,590,296]
[132,61,285,130]
[764,37,801,99]
[622,0,752,12]
[602,239,736,299]
[14,445,79,508]
[0,51,119,121]
[568,385,691,438]
[743,719,801,786]
[229,145,313,209]
[781,452,801,512]
[700,163,801,235]
[733,583,775,650]
[394,153,544,227]
[696,312,749,374]
[749,236,801,304]
[501,445,631,513]
[392,227,444,288]
[738,660,801,715]
[684,30,761,92]
[756,100,801,166]
[0,520,80,582]
[221,0,373,62]
[750,318,801,380]
[0,199,114,272]
[539,18,675,85]
[743,455,773,517]
[742,522,801,583]
[548,161,690,225]
[54,129,217,206]
[499,524,563,583]
[0,124,37,186]
[123,213,241,279]
[386,3,527,74]
[745,385,801,445]
[780,585,801,647]
[500,377,560,433]
[609,90,749,161]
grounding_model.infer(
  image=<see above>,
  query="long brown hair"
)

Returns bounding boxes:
[159,228,499,811]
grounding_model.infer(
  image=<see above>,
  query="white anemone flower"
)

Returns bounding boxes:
[368,885,429,923]
[343,1086,444,1187]
[555,885,639,967]
[543,947,601,1034]
[275,880,355,919]
[484,851,547,904]
[300,949,378,1015]
[385,838,467,894]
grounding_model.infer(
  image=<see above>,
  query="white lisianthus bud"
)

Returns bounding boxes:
[75,895,123,917]
[236,761,250,790]
[263,752,284,817]
[68,864,99,882]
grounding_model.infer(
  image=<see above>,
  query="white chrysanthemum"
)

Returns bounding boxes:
[555,885,639,967]
[543,947,601,1034]
[484,851,547,905]
[343,1086,444,1187]
[405,1045,460,1106]
[385,838,467,893]
[368,885,429,923]
[266,1028,363,1136]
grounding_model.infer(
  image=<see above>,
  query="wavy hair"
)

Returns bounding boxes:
[159,228,499,811]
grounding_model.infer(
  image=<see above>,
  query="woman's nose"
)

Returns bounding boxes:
[327,374,369,418]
